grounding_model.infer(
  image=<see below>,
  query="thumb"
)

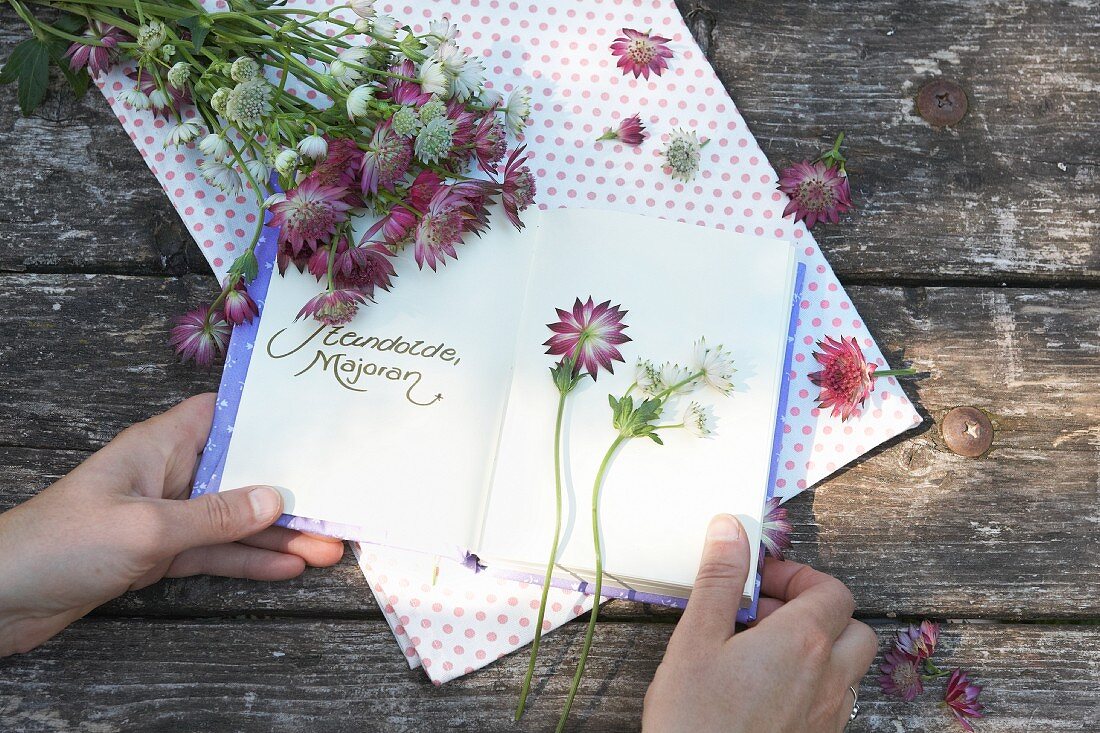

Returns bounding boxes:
[158,486,284,555]
[674,514,752,645]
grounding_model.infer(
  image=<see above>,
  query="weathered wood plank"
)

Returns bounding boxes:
[0,618,1095,732]
[1,275,1097,620]
[699,0,1100,284]
[2,1,1098,282]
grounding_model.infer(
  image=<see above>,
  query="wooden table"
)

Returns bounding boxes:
[2,1,1098,730]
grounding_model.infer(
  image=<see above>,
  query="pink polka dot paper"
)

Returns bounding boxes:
[90,0,920,684]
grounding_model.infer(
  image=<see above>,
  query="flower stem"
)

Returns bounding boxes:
[875,367,917,378]
[555,434,627,733]
[515,389,568,721]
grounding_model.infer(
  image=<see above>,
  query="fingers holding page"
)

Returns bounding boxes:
[672,514,752,648]
[166,543,307,581]
[239,526,346,567]
[759,556,855,642]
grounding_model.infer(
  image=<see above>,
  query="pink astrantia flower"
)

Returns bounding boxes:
[384,59,433,106]
[170,307,231,367]
[413,185,468,271]
[807,335,876,422]
[471,111,508,173]
[333,241,398,298]
[501,145,536,230]
[878,649,924,702]
[360,120,412,195]
[304,136,363,196]
[222,278,259,325]
[597,114,647,146]
[296,288,366,326]
[761,497,793,560]
[610,28,673,79]
[544,297,631,378]
[943,669,985,731]
[777,160,853,229]
[64,21,126,77]
[896,620,940,661]
[268,178,354,256]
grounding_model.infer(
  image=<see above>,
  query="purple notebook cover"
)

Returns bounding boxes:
[191,209,806,621]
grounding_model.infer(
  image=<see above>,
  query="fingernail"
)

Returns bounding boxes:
[248,486,282,521]
[707,514,742,542]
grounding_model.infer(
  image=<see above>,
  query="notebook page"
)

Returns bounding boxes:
[218,216,536,553]
[477,209,796,594]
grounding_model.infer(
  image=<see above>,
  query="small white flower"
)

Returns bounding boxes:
[148,88,171,111]
[230,56,261,83]
[503,85,532,136]
[419,56,450,97]
[297,134,328,160]
[690,337,736,395]
[414,116,456,164]
[244,157,269,183]
[136,20,167,53]
[274,148,300,175]
[660,362,694,396]
[200,159,242,194]
[372,14,398,41]
[224,79,273,128]
[478,88,503,109]
[391,105,422,137]
[210,87,230,115]
[167,62,192,88]
[683,402,717,438]
[198,133,230,161]
[662,128,704,182]
[451,56,485,102]
[347,0,376,19]
[346,84,375,119]
[164,120,203,148]
[117,87,151,110]
[423,17,458,50]
[338,46,370,64]
[635,359,664,396]
[435,41,466,76]
[262,192,287,209]
[354,17,373,33]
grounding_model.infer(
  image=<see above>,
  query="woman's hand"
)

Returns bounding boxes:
[0,394,344,657]
[643,514,877,733]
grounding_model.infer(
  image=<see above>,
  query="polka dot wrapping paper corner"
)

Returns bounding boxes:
[91,0,920,684]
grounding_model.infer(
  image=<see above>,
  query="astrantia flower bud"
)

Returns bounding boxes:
[210,87,230,115]
[136,20,167,53]
[117,87,150,110]
[225,79,273,128]
[346,84,375,119]
[167,62,192,88]
[244,158,269,183]
[297,134,329,160]
[353,18,372,33]
[419,57,450,98]
[372,14,398,41]
[414,117,455,164]
[262,192,286,209]
[165,120,203,148]
[230,56,261,83]
[222,279,259,325]
[198,133,230,161]
[348,0,376,19]
[391,105,422,137]
[274,148,301,175]
[418,96,446,123]
[158,44,176,61]
[148,88,171,111]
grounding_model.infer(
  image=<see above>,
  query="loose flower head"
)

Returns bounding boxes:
[170,307,231,367]
[597,113,647,146]
[544,297,631,378]
[503,86,532,136]
[778,160,853,229]
[267,178,353,255]
[501,145,536,229]
[896,620,940,661]
[760,498,793,559]
[683,402,716,438]
[64,21,126,77]
[878,649,924,701]
[296,288,366,326]
[610,28,673,79]
[807,335,875,421]
[943,669,985,731]
[165,121,203,148]
[662,128,704,182]
[690,337,736,395]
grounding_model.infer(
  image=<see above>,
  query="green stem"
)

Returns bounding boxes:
[875,367,917,378]
[555,434,627,733]
[515,389,569,721]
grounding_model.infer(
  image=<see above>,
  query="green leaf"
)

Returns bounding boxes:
[15,39,51,115]
[229,250,260,283]
[1,38,39,86]
[648,433,664,445]
[46,36,90,100]
[54,13,86,35]
[177,15,212,52]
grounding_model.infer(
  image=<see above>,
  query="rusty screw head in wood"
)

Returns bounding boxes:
[941,407,993,457]
[916,79,969,126]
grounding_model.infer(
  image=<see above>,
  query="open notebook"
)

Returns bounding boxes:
[200,208,801,609]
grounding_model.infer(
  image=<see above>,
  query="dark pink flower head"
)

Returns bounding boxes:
[127,69,191,120]
[451,179,498,236]
[384,59,433,106]
[943,669,985,731]
[599,114,647,146]
[610,28,673,79]
[878,649,923,702]
[65,21,126,77]
[761,497,793,560]
[305,136,364,196]
[334,241,398,299]
[896,620,940,661]
[501,145,536,230]
[807,335,876,421]
[544,297,630,379]
[412,185,467,271]
[222,278,259,325]
[296,288,366,326]
[471,111,507,173]
[170,307,230,367]
[360,121,412,195]
[268,178,353,256]
[777,160,853,229]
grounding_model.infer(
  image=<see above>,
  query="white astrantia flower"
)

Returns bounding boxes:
[148,88,171,111]
[225,79,273,128]
[348,0,375,19]
[297,134,328,160]
[414,116,456,164]
[210,87,230,115]
[478,88,503,109]
[274,148,301,175]
[435,41,466,76]
[117,87,151,110]
[330,46,370,88]
[167,62,192,88]
[200,159,242,194]
[372,14,398,41]
[690,337,736,395]
[503,85,532,136]
[164,121,203,148]
[230,56,261,83]
[660,361,694,396]
[244,157,269,184]
[662,128,704,183]
[423,17,458,50]
[198,134,230,161]
[136,20,167,53]
[390,105,422,137]
[683,402,717,438]
[451,56,485,102]
[262,192,286,209]
[419,56,450,98]
[418,96,446,123]
[346,84,375,119]
[635,358,664,396]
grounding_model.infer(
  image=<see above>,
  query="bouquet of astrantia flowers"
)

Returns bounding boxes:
[3,0,536,365]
